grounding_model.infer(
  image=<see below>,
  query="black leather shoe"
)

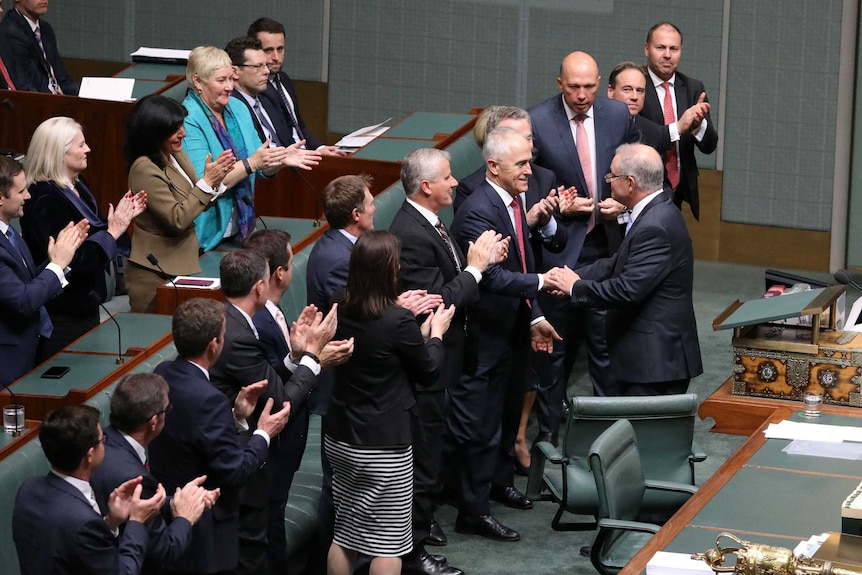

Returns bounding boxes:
[425,518,448,546]
[490,485,533,510]
[454,513,520,542]
[579,545,591,558]
[402,550,464,575]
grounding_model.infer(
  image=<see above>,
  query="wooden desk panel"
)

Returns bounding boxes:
[0,420,40,463]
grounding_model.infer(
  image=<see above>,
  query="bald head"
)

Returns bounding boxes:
[557,51,600,115]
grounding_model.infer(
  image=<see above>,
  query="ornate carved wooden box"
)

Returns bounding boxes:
[714,285,860,406]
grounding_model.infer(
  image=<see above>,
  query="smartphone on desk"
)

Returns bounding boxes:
[41,366,70,379]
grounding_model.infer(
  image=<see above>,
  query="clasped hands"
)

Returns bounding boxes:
[541,265,581,297]
[249,139,323,173]
[557,185,625,220]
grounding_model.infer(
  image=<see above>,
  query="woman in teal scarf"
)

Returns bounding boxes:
[182,46,321,251]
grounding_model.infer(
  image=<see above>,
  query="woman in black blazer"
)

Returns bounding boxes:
[324,230,454,575]
[22,117,146,356]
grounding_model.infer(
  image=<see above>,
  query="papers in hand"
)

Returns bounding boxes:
[79,78,135,102]
[335,118,392,151]
[168,276,221,290]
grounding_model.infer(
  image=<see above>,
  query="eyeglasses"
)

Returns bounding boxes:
[93,434,107,447]
[237,63,268,72]
[154,403,173,417]
[604,172,632,183]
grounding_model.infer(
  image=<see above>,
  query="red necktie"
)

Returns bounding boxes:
[574,114,595,233]
[0,54,15,90]
[661,81,680,189]
[510,197,532,308]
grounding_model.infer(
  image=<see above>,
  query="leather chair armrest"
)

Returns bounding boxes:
[644,479,698,497]
[596,517,662,534]
[534,440,566,464]
[526,441,567,500]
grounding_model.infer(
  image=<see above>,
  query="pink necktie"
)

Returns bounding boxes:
[0,54,15,90]
[274,307,290,342]
[661,81,680,189]
[574,114,595,233]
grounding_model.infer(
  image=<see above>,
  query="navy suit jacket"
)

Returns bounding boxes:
[454,164,564,273]
[261,71,324,150]
[388,201,480,391]
[632,115,673,155]
[13,472,149,575]
[0,225,62,388]
[230,90,292,148]
[640,71,718,220]
[529,95,638,266]
[148,358,269,573]
[572,192,702,384]
[306,228,353,312]
[451,181,566,367]
[0,9,78,95]
[90,426,193,574]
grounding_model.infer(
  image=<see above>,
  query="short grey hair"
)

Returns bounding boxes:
[186,46,233,89]
[614,143,664,192]
[400,148,451,198]
[483,127,530,163]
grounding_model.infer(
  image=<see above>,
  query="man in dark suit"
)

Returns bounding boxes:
[391,148,508,575]
[247,17,343,156]
[243,229,353,573]
[0,6,16,90]
[226,36,295,150]
[454,106,571,471]
[149,298,291,575]
[210,248,336,574]
[91,373,216,575]
[13,404,165,575]
[0,0,79,94]
[529,51,638,421]
[0,156,86,388]
[640,22,719,220]
[551,143,703,395]
[449,127,567,543]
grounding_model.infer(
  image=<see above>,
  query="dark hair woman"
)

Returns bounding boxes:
[123,94,234,312]
[323,230,454,575]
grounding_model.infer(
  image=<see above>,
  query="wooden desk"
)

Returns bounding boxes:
[700,376,862,436]
[5,314,173,421]
[0,420,40,463]
[619,409,862,575]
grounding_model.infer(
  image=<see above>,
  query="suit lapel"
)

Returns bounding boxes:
[674,72,688,113]
[45,473,100,515]
[401,202,460,273]
[551,97,588,195]
[0,229,34,278]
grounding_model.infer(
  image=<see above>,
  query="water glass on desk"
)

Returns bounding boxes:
[3,404,24,435]
[802,392,823,418]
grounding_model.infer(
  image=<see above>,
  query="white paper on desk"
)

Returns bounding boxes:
[131,47,192,61]
[79,77,135,102]
[336,118,392,148]
[646,551,714,575]
[764,420,862,443]
[783,440,862,460]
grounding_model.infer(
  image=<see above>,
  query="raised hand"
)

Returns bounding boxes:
[171,475,209,525]
[256,397,291,438]
[397,289,444,317]
[129,482,166,524]
[319,338,354,369]
[525,189,559,228]
[530,319,562,354]
[597,197,626,219]
[429,303,455,340]
[466,230,504,272]
[234,380,267,419]
[47,220,87,269]
[202,150,235,188]
[282,141,322,171]
[304,303,338,356]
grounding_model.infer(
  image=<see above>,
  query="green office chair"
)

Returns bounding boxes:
[526,393,706,530]
[589,419,697,575]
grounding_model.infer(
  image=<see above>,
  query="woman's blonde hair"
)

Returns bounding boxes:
[25,116,83,187]
[186,46,233,90]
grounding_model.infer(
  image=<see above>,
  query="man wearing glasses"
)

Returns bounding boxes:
[91,373,217,575]
[13,404,165,574]
[549,144,702,396]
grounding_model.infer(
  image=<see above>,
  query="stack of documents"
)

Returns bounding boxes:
[335,119,392,153]
[765,420,862,460]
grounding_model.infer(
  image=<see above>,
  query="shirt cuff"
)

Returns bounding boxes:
[539,217,558,238]
[537,273,544,290]
[45,262,68,288]
[233,412,249,432]
[463,266,482,283]
[253,429,271,446]
[283,354,298,374]
[694,118,708,141]
[669,122,681,142]
[530,315,546,326]
[299,355,321,376]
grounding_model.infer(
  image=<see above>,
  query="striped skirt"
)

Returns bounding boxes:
[324,435,413,557]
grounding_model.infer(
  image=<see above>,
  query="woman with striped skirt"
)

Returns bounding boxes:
[324,231,454,575]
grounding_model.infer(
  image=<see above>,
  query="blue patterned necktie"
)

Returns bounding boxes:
[5,228,28,270]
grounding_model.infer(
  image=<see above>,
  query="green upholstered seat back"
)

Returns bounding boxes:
[589,419,646,522]
[372,182,407,231]
[0,437,48,575]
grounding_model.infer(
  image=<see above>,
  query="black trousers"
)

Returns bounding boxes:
[412,389,447,545]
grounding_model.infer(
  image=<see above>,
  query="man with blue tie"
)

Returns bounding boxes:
[0,155,86,388]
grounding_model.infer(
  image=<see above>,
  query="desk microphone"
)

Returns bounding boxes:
[294,168,323,226]
[147,253,179,311]
[241,195,267,229]
[834,269,862,293]
[1,98,13,111]
[90,291,124,364]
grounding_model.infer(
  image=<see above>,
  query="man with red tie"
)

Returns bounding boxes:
[0,0,79,95]
[0,6,16,90]
[639,21,718,220]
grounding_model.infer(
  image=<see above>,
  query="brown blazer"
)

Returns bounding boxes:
[128,152,213,275]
